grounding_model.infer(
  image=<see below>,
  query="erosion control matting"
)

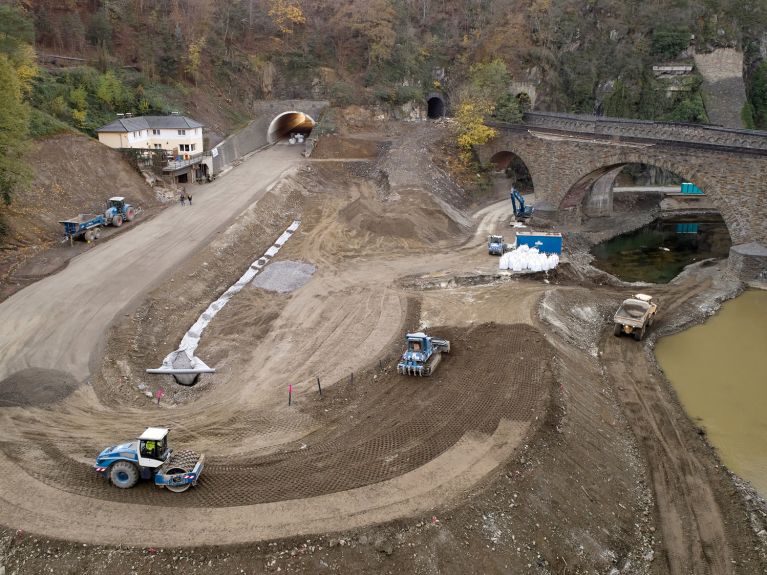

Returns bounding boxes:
[8,324,552,508]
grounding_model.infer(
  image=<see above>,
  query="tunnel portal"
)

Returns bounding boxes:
[427,96,445,119]
[267,111,316,144]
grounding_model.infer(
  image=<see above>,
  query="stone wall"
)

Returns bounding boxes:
[694,49,748,129]
[728,243,767,281]
[514,111,767,150]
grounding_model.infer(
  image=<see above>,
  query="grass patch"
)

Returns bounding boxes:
[28,107,75,139]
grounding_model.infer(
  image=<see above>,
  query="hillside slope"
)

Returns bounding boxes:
[0,134,161,299]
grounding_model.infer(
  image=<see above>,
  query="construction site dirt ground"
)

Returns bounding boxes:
[0,122,765,575]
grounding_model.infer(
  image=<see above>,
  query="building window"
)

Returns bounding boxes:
[178,129,186,136]
[180,144,191,152]
[152,129,160,135]
[191,143,196,151]
[154,144,162,149]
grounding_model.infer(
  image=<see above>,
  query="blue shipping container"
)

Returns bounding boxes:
[515,232,563,254]
[680,182,704,195]
[676,223,699,234]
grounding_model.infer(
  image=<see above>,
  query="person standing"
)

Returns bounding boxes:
[179,190,185,206]
[186,192,193,205]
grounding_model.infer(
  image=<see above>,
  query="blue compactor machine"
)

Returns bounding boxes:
[397,332,451,376]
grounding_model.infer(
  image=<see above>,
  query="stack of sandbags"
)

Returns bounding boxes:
[499,244,559,272]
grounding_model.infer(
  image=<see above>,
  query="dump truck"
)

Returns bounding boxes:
[60,197,138,242]
[613,294,658,341]
[488,234,506,256]
[94,427,204,493]
[397,332,451,376]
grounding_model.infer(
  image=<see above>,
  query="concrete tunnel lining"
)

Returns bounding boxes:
[267,111,316,144]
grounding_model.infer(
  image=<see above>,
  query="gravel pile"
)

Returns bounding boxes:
[252,261,316,293]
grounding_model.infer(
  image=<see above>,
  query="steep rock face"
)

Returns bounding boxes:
[695,49,748,128]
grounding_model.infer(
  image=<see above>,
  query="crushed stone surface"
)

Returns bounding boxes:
[252,260,316,293]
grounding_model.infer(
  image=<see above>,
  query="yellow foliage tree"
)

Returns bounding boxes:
[455,99,497,164]
[268,0,306,35]
[186,38,205,85]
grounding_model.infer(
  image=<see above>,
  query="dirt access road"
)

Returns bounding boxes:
[0,146,301,384]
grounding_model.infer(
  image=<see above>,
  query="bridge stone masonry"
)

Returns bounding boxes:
[478,112,767,280]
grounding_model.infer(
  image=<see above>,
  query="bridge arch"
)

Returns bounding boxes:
[267,111,316,144]
[488,150,535,194]
[558,152,737,236]
[477,114,767,278]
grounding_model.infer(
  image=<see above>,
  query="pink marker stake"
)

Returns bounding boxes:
[288,384,293,406]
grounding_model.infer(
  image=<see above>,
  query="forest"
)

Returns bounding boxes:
[1,0,767,207]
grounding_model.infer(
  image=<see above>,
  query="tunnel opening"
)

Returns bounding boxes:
[515,92,532,112]
[427,96,445,119]
[267,111,316,144]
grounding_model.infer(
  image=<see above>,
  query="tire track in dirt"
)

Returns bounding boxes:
[602,332,733,575]
[4,324,552,508]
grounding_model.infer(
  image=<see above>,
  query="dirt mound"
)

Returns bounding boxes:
[311,135,382,159]
[0,368,79,407]
[338,189,462,243]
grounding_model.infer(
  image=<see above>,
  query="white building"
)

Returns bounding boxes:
[96,114,204,157]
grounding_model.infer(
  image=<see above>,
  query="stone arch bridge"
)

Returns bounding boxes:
[478,112,767,279]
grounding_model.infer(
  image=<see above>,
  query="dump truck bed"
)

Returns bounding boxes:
[59,214,102,225]
[614,299,652,327]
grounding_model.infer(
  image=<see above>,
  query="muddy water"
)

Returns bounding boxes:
[591,215,731,283]
[655,290,767,496]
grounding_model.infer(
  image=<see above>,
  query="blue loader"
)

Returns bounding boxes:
[94,427,204,493]
[397,332,451,376]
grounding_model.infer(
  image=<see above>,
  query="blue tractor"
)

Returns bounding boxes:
[510,188,533,221]
[397,332,451,376]
[104,196,137,227]
[94,427,204,493]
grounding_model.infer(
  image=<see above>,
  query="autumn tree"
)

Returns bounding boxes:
[268,0,306,35]
[325,0,397,71]
[0,54,31,208]
[185,38,205,85]
[455,99,497,164]
[453,58,516,164]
